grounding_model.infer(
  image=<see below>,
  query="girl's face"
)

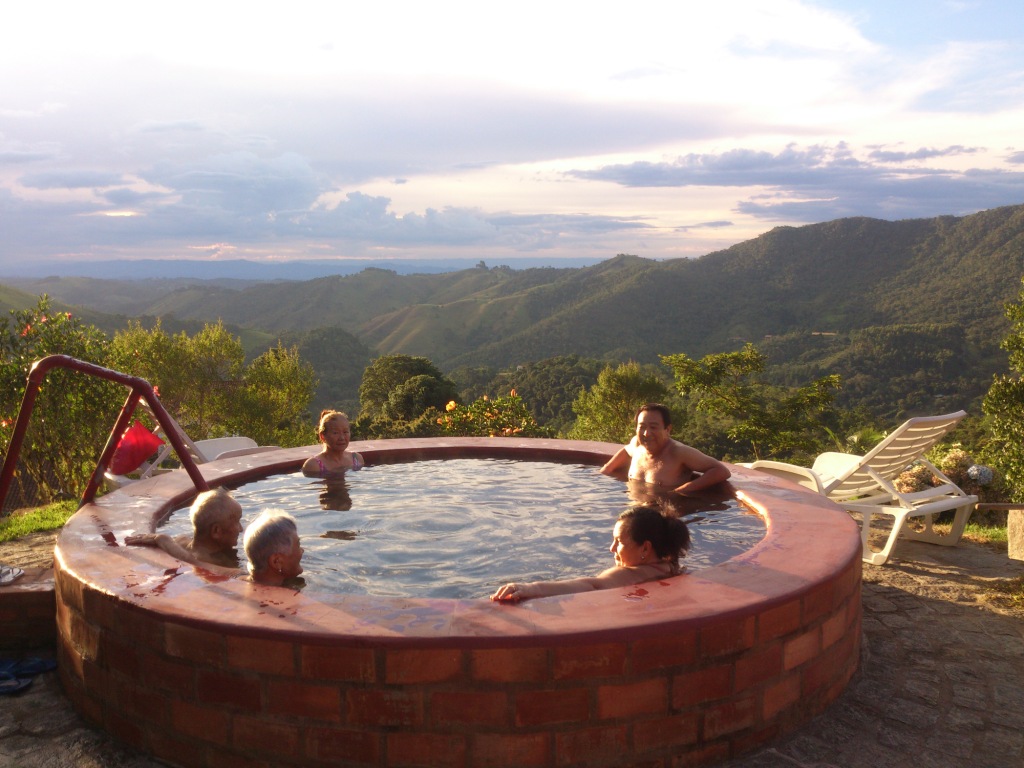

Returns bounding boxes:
[320,417,351,451]
[609,520,647,567]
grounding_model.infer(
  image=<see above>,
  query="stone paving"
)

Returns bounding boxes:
[1,536,1023,768]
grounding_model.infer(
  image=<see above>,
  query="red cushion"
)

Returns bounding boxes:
[109,420,165,475]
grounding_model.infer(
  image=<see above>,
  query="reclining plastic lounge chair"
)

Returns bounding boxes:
[104,402,278,490]
[743,411,978,565]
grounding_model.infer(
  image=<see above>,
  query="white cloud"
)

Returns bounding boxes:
[0,0,1023,268]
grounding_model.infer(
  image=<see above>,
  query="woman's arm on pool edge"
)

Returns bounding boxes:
[491,566,641,602]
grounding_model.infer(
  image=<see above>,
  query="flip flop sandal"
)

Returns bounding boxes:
[0,673,32,695]
[0,565,25,585]
[0,656,57,677]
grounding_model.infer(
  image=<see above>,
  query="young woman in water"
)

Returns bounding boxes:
[243,510,305,587]
[301,410,364,478]
[490,505,690,602]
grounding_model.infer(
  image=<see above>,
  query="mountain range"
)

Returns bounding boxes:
[4,203,1024,424]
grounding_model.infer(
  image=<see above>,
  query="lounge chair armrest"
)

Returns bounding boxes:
[745,460,827,494]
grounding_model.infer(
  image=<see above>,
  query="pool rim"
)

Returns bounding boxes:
[56,437,861,648]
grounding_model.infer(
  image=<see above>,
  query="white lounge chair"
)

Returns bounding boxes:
[743,411,977,565]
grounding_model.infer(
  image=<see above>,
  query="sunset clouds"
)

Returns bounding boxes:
[1,0,1022,270]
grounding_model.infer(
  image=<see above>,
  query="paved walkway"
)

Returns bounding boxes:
[1,538,1023,767]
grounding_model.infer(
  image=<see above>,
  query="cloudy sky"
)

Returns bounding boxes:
[1,0,1022,271]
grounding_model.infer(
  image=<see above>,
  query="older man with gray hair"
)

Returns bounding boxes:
[126,487,244,568]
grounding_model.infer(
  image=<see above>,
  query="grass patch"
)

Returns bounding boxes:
[0,500,78,543]
[930,521,1007,551]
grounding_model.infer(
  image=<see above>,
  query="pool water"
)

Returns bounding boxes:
[161,459,765,599]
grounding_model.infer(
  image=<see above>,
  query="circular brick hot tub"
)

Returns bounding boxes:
[55,438,861,767]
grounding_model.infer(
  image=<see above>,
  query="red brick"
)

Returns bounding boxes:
[821,607,849,649]
[74,688,105,727]
[554,725,627,766]
[597,678,667,720]
[632,711,700,752]
[227,635,296,675]
[704,693,757,740]
[302,644,376,682]
[672,741,731,768]
[232,715,301,758]
[471,732,550,768]
[81,658,115,703]
[196,669,262,711]
[762,672,801,721]
[112,605,164,648]
[801,581,836,624]
[516,687,590,726]
[734,643,783,690]
[756,600,802,642]
[171,699,230,746]
[386,648,463,684]
[803,631,857,697]
[100,635,140,679]
[105,708,145,750]
[148,731,205,768]
[553,643,626,680]
[348,688,424,727]
[732,721,781,758]
[266,679,341,722]
[59,640,85,685]
[700,617,755,658]
[471,647,549,683]
[115,680,169,724]
[66,609,100,661]
[783,627,820,671]
[200,746,268,768]
[431,690,507,727]
[630,633,698,672]
[672,665,732,709]
[55,569,84,613]
[139,650,196,697]
[306,726,380,764]
[164,622,225,665]
[386,732,467,768]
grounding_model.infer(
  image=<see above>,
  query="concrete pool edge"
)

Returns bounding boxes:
[56,437,862,767]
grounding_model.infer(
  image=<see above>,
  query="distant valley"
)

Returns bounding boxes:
[4,204,1024,425]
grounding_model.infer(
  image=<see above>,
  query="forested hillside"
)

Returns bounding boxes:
[5,204,1024,424]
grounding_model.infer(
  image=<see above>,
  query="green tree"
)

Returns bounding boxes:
[567,362,668,443]
[358,355,456,423]
[229,343,318,447]
[662,344,841,461]
[107,320,190,417]
[109,320,245,439]
[380,374,459,423]
[488,355,605,435]
[0,297,121,504]
[282,326,372,416]
[180,322,246,437]
[983,278,1024,501]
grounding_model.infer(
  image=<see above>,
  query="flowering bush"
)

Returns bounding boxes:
[894,444,1003,504]
[436,391,552,438]
[1,298,121,506]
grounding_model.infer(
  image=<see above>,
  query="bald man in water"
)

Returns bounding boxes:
[125,487,244,568]
[600,403,731,494]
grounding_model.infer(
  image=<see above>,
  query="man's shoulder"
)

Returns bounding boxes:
[666,439,700,460]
